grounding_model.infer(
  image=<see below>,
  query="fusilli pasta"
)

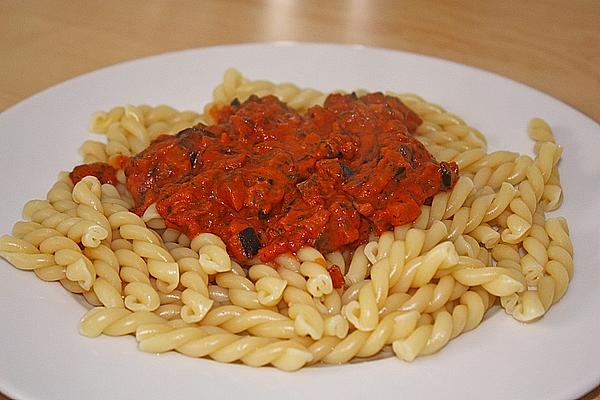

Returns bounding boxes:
[0,68,573,371]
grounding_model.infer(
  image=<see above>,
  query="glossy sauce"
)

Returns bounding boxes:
[70,162,118,185]
[73,93,458,262]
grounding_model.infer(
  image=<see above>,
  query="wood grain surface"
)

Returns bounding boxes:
[0,1,598,399]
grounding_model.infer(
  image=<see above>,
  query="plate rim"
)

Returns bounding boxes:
[2,41,597,126]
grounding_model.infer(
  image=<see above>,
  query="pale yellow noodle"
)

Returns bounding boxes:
[0,68,575,369]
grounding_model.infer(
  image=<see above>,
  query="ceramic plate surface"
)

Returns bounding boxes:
[1,42,599,400]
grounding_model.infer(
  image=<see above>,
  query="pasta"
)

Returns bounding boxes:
[0,68,573,371]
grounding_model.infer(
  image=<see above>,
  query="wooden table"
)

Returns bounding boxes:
[1,1,598,399]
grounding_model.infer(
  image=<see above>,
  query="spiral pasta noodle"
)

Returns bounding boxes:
[0,69,574,370]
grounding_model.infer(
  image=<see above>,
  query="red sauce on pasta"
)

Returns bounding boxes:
[70,162,118,185]
[328,265,346,289]
[72,93,458,262]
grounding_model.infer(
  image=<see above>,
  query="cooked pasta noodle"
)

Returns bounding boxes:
[0,68,574,370]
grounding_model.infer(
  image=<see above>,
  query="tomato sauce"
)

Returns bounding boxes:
[72,93,458,262]
[70,162,118,185]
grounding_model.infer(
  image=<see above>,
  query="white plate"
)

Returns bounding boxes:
[1,43,599,400]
